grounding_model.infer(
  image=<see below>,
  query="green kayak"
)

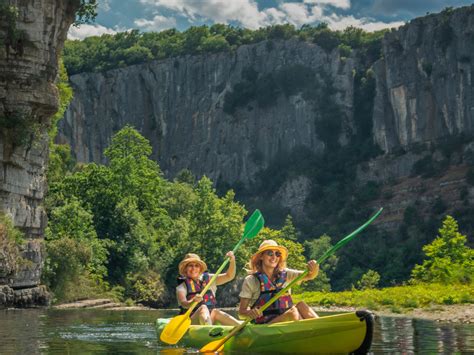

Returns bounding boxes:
[156,310,374,353]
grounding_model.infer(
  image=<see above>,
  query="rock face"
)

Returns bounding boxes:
[58,6,474,226]
[373,7,474,153]
[0,0,77,307]
[58,38,355,186]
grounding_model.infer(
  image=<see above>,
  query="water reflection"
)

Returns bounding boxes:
[0,309,472,354]
[372,316,474,354]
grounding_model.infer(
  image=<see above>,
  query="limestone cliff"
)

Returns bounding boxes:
[58,6,474,232]
[58,38,354,186]
[0,0,77,307]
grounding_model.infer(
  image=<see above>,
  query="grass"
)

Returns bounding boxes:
[293,283,473,311]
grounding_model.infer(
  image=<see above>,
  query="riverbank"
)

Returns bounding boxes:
[293,282,473,324]
[51,298,473,324]
[310,304,473,324]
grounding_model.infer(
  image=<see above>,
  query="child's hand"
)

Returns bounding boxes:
[193,294,203,303]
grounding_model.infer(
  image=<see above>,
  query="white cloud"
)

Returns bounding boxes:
[67,24,119,40]
[278,3,323,27]
[134,15,177,31]
[140,0,267,29]
[325,14,404,31]
[304,0,351,10]
[137,0,403,32]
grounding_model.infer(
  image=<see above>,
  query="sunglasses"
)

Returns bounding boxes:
[264,250,282,258]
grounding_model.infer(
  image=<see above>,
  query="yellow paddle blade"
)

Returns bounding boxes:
[200,339,224,353]
[159,314,192,345]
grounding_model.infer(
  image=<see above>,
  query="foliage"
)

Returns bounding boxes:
[301,234,338,292]
[355,269,380,290]
[293,282,473,310]
[0,109,41,148]
[75,0,98,26]
[411,215,473,284]
[63,24,387,76]
[46,126,295,304]
[0,214,27,279]
[223,64,317,115]
[43,198,109,300]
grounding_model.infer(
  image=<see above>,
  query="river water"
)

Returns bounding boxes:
[0,308,473,354]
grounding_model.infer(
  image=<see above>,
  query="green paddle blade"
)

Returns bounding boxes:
[199,208,383,353]
[317,208,383,264]
[160,209,265,345]
[243,209,264,240]
[159,314,191,345]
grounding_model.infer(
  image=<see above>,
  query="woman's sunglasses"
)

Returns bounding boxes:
[264,250,282,257]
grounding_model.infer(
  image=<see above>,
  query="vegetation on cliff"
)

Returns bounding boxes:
[0,214,27,282]
[62,23,385,75]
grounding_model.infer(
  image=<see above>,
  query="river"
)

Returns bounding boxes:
[0,308,472,354]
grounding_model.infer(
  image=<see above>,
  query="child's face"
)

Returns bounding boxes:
[185,263,201,279]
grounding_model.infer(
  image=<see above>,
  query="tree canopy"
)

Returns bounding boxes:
[63,24,387,75]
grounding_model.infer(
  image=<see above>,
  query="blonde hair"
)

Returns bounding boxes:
[246,252,287,275]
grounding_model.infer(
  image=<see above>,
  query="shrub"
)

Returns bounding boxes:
[0,214,26,280]
[411,215,474,284]
[356,269,381,290]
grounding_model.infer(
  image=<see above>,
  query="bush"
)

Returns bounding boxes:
[356,269,381,290]
[0,214,26,280]
[411,215,474,284]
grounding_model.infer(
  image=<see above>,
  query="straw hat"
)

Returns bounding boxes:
[178,253,208,276]
[251,239,288,265]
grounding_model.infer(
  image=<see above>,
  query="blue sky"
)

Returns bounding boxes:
[69,0,474,40]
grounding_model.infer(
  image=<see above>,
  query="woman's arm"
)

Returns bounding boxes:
[216,251,236,286]
[302,260,319,282]
[238,297,262,320]
[177,289,203,308]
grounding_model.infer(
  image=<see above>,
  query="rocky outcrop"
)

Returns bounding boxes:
[58,6,474,225]
[373,7,474,152]
[0,0,78,307]
[58,38,355,186]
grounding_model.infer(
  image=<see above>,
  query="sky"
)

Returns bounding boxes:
[68,0,474,40]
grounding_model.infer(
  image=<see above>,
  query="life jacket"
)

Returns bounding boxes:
[177,272,217,315]
[251,270,294,324]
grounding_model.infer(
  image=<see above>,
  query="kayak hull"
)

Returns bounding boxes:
[156,310,374,353]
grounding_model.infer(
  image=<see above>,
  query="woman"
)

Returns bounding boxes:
[176,252,241,326]
[238,239,319,324]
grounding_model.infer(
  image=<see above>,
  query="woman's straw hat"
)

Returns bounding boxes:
[178,253,208,276]
[251,239,288,265]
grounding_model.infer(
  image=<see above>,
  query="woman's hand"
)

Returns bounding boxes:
[307,260,319,279]
[226,251,235,260]
[246,308,262,320]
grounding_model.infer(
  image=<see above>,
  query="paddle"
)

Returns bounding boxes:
[200,207,383,353]
[160,209,265,345]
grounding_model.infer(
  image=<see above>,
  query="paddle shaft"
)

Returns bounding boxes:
[209,269,309,351]
[205,207,383,352]
[184,237,248,317]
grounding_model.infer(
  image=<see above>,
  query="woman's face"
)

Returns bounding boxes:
[260,249,281,269]
[185,263,201,279]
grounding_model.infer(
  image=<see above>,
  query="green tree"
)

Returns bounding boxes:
[44,198,108,299]
[411,215,474,284]
[301,235,338,291]
[104,125,166,218]
[355,269,380,290]
[281,215,298,241]
[187,176,247,271]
